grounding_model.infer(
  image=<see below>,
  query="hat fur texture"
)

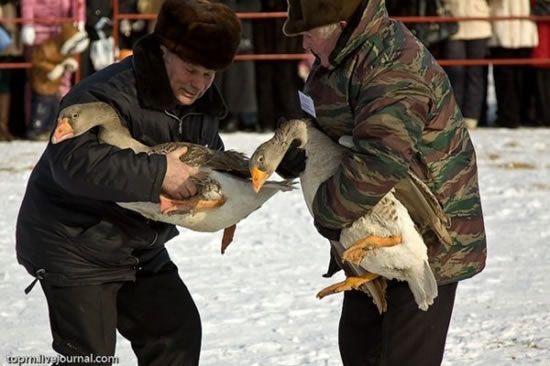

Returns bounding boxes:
[154,0,241,70]
[283,0,363,36]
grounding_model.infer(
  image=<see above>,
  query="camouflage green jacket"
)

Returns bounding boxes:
[307,0,486,284]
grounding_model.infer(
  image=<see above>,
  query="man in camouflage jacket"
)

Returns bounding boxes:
[283,0,486,364]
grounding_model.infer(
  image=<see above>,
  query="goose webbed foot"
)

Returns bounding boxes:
[159,194,226,215]
[317,273,379,299]
[342,235,402,265]
[221,224,237,255]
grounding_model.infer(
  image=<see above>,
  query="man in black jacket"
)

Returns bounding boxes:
[15,1,241,364]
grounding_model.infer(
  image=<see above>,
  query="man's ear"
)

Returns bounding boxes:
[339,21,348,30]
[159,44,168,55]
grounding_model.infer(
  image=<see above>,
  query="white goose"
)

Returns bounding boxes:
[51,102,295,253]
[249,119,451,312]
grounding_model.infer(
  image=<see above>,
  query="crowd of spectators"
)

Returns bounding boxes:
[0,0,549,141]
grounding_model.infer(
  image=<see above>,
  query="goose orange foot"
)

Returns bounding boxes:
[317,273,379,299]
[159,195,226,215]
[342,235,402,265]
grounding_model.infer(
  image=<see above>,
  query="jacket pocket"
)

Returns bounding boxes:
[71,219,152,268]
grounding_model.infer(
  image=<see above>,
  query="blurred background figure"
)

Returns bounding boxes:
[28,23,89,140]
[442,0,492,129]
[80,0,113,78]
[488,0,538,128]
[530,0,550,127]
[138,0,165,33]
[119,0,148,52]
[386,0,459,57]
[0,0,22,141]
[252,0,303,131]
[215,0,259,132]
[20,0,86,140]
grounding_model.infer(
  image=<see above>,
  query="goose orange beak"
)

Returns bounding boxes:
[51,117,74,144]
[250,167,269,193]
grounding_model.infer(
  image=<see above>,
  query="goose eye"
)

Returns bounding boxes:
[72,113,79,119]
[258,156,264,163]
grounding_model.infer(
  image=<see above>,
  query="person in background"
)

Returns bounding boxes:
[27,23,89,141]
[530,0,550,126]
[488,0,538,128]
[252,0,304,131]
[0,0,22,141]
[20,0,85,139]
[16,1,240,364]
[138,0,166,33]
[442,0,492,129]
[282,0,486,365]
[80,0,113,78]
[215,0,260,132]
[119,0,148,52]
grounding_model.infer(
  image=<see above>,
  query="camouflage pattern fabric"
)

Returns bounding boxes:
[306,0,486,284]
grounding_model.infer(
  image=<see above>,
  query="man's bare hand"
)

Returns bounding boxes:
[161,147,199,199]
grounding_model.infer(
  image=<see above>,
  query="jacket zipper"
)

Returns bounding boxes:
[164,110,200,137]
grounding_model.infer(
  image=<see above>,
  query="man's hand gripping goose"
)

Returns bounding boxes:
[51,102,295,253]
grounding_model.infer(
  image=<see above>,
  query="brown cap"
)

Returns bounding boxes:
[283,0,363,36]
[154,0,241,70]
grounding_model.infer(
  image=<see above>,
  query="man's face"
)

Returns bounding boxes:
[162,47,216,105]
[301,25,343,69]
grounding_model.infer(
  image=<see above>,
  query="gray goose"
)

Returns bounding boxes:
[51,101,295,253]
[249,119,452,312]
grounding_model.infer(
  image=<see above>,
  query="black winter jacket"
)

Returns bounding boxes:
[16,34,227,286]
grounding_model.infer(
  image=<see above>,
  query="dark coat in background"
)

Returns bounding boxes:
[16,34,227,287]
[252,0,304,130]
[531,0,550,126]
[80,0,113,77]
[215,0,259,130]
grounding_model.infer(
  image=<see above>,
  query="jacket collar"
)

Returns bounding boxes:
[132,34,227,118]
[329,0,389,67]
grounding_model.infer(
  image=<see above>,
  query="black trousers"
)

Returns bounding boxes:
[40,263,201,366]
[339,281,458,366]
[534,68,550,126]
[443,39,489,120]
[491,47,534,128]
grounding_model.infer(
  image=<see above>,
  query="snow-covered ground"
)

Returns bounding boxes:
[0,129,549,365]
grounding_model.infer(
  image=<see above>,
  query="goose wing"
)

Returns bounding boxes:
[149,142,250,178]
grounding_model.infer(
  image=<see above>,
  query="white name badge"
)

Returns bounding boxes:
[298,91,317,118]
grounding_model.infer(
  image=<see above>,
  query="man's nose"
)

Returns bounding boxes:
[190,75,205,91]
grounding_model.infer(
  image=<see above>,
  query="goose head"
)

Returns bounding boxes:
[249,119,309,192]
[51,102,120,144]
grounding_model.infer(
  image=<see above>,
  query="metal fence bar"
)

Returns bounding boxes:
[2,6,550,70]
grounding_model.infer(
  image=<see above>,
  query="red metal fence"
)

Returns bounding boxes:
[1,2,550,70]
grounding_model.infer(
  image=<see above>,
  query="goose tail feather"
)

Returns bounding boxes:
[408,260,438,311]
[362,278,387,314]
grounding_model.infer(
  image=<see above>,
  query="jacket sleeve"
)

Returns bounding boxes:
[45,131,167,203]
[312,70,431,230]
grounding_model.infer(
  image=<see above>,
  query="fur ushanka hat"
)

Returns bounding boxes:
[154,0,241,70]
[283,0,364,36]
